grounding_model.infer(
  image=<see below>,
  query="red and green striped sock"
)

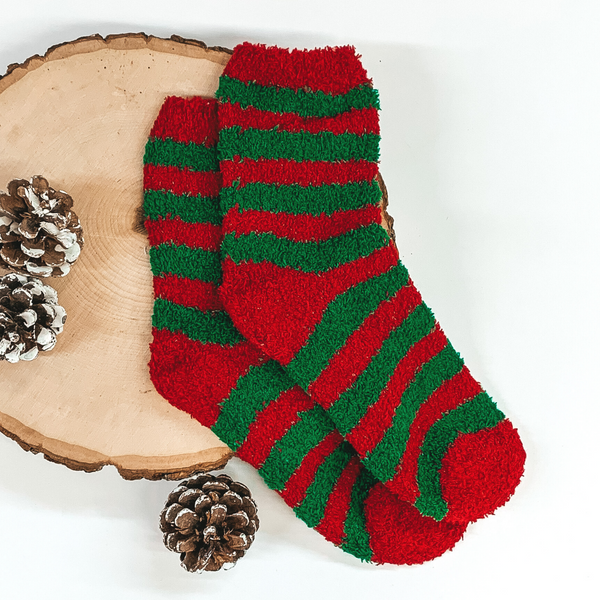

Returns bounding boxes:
[143,95,467,564]
[216,43,526,524]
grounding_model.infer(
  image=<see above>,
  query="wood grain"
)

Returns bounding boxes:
[0,34,234,479]
[0,33,396,481]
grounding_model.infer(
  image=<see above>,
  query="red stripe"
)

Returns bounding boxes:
[387,367,483,502]
[346,326,448,457]
[150,96,218,146]
[144,164,221,197]
[153,275,221,310]
[315,456,362,545]
[236,387,313,469]
[149,329,263,427]
[222,43,370,95]
[219,243,399,365]
[145,217,221,251]
[219,103,380,135]
[220,158,378,188]
[279,431,343,507]
[308,283,422,409]
[225,205,381,243]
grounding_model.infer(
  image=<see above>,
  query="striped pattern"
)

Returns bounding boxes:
[144,93,466,563]
[217,44,523,523]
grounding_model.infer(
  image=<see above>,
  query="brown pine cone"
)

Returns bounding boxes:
[0,176,84,277]
[0,273,67,362]
[160,473,259,573]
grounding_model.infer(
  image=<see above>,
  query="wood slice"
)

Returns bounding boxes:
[0,33,234,480]
[0,33,396,481]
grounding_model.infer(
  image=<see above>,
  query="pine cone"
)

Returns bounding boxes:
[0,273,67,362]
[0,176,84,277]
[160,473,259,573]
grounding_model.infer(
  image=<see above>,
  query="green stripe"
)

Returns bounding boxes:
[341,468,374,561]
[212,361,293,451]
[152,298,242,345]
[415,393,505,520]
[144,138,219,172]
[222,223,389,274]
[363,344,464,482]
[259,407,335,491]
[143,189,221,225]
[220,181,382,216]
[149,243,220,282]
[287,263,409,388]
[219,127,380,162]
[217,76,380,118]
[330,303,436,435]
[294,442,353,528]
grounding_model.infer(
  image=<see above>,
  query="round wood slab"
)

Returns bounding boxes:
[0,33,395,481]
[0,34,234,479]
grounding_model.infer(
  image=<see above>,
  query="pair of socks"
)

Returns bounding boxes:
[143,43,525,565]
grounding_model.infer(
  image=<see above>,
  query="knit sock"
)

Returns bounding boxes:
[216,43,526,524]
[143,95,467,564]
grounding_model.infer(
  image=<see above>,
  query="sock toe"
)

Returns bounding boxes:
[364,483,467,565]
[441,419,526,523]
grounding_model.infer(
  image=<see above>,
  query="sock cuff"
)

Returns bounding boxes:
[222,42,371,95]
[149,96,218,146]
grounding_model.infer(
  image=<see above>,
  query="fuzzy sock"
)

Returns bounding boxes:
[216,43,526,524]
[143,95,467,564]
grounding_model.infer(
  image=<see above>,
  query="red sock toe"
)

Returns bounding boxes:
[365,483,466,565]
[441,420,526,523]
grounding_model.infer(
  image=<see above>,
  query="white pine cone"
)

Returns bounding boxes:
[0,176,84,277]
[0,273,67,362]
[160,473,259,572]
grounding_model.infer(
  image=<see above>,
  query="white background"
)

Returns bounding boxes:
[1,1,598,598]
